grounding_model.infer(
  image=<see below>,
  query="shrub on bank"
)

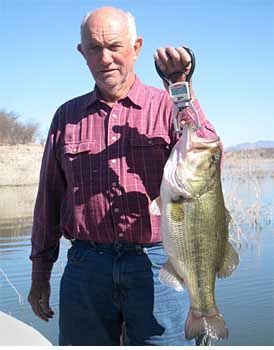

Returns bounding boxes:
[0,110,39,145]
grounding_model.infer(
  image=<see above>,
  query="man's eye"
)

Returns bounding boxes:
[88,45,100,51]
[110,45,122,51]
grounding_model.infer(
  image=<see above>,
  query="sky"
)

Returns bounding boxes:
[0,0,273,147]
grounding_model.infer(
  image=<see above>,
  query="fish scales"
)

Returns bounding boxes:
[165,182,225,310]
[151,123,239,342]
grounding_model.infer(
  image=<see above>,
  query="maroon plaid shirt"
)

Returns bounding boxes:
[30,76,218,281]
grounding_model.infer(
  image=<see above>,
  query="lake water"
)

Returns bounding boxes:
[0,175,273,346]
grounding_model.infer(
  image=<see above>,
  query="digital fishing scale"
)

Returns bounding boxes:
[154,47,201,132]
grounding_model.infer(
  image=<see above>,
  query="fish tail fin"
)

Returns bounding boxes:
[185,307,228,341]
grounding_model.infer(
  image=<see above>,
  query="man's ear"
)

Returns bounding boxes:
[133,37,143,60]
[77,43,85,57]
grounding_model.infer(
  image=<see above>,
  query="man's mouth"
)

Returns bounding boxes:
[100,68,117,73]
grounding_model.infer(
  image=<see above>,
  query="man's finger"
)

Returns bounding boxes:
[39,299,55,317]
[28,290,54,322]
[29,298,50,322]
[155,47,192,79]
[156,47,170,64]
[176,47,191,63]
[165,47,181,66]
[176,47,192,72]
[154,48,170,73]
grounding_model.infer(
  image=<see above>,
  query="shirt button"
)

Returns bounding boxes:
[112,114,117,118]
[118,233,123,238]
[111,159,117,164]
[112,136,117,141]
[112,182,117,187]
[73,148,78,153]
[114,208,120,213]
[148,140,153,145]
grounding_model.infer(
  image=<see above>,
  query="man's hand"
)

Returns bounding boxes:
[154,46,192,83]
[28,280,55,322]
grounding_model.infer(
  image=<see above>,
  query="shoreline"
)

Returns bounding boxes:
[0,144,273,187]
[0,144,44,186]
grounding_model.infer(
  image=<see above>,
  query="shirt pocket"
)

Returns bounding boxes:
[127,134,171,197]
[128,134,171,169]
[61,141,97,186]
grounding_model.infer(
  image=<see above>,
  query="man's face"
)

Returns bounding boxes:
[78,13,142,97]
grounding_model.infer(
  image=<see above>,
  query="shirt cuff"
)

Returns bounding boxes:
[32,259,54,281]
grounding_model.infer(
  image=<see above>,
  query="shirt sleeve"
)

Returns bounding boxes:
[30,109,66,281]
[183,99,224,159]
[168,99,224,158]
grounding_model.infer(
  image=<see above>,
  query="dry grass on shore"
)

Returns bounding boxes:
[222,153,274,249]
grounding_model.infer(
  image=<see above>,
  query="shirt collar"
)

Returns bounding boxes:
[84,75,144,111]
[126,76,144,108]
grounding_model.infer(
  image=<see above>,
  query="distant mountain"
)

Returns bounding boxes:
[226,140,274,152]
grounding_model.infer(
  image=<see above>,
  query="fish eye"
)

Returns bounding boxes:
[211,152,220,162]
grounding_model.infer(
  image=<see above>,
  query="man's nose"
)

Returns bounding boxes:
[101,48,113,65]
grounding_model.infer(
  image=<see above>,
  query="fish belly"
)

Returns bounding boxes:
[161,181,229,340]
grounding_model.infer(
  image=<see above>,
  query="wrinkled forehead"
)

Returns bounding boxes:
[82,14,129,43]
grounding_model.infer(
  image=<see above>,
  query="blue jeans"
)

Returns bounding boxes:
[59,240,194,346]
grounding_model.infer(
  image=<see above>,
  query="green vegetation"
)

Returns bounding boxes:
[0,110,39,145]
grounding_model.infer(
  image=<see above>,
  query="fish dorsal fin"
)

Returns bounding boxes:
[149,196,162,216]
[159,259,185,291]
[217,241,240,278]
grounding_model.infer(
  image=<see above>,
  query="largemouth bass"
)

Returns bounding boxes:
[150,122,239,342]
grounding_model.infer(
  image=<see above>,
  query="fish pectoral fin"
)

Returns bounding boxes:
[150,196,162,216]
[159,259,185,291]
[217,241,240,278]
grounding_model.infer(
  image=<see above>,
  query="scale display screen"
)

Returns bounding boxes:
[170,85,188,96]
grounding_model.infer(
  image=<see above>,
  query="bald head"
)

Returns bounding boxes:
[80,7,137,46]
[77,6,143,102]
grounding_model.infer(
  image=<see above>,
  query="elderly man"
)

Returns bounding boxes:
[28,6,218,346]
